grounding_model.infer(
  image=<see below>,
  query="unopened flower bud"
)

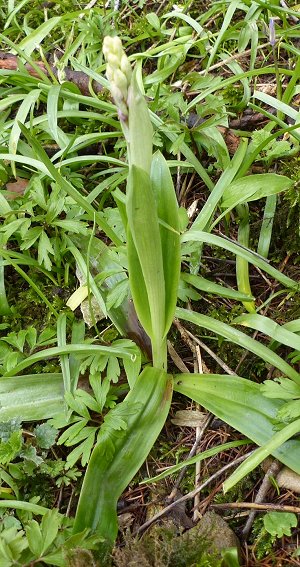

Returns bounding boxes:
[103,36,132,123]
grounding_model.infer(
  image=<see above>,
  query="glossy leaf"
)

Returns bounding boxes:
[221,174,292,210]
[126,166,166,366]
[0,374,64,421]
[73,367,172,544]
[173,373,300,474]
[150,151,181,337]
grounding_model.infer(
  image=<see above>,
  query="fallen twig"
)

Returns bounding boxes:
[136,451,254,535]
[212,501,300,514]
[242,459,282,540]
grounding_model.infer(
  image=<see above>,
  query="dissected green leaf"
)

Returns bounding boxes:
[261,378,300,400]
[0,431,22,465]
[34,423,58,449]
[25,519,43,557]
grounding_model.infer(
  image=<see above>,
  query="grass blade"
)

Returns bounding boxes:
[3,343,137,377]
[236,204,256,313]
[176,307,300,384]
[141,439,249,484]
[257,194,277,258]
[182,230,300,292]
[192,139,248,231]
[223,418,300,493]
[234,313,300,353]
[182,273,254,302]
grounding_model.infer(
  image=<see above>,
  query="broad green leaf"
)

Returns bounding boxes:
[126,166,165,364]
[234,313,300,352]
[0,374,64,421]
[70,235,151,357]
[128,68,153,174]
[257,194,277,258]
[151,152,181,337]
[73,367,172,544]
[173,374,300,474]
[182,273,254,302]
[126,230,152,338]
[221,174,292,209]
[176,307,300,384]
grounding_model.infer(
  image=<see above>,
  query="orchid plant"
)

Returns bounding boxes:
[70,37,300,549]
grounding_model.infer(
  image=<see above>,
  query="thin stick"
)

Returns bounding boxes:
[198,42,270,76]
[193,345,203,521]
[167,340,189,373]
[242,459,282,540]
[183,325,237,376]
[136,451,254,535]
[212,502,300,514]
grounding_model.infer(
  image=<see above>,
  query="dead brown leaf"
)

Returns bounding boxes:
[6,177,29,200]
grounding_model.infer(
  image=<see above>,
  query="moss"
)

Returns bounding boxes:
[113,522,222,567]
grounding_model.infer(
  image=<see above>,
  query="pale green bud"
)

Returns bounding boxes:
[120,53,132,83]
[103,36,132,123]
